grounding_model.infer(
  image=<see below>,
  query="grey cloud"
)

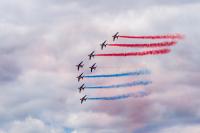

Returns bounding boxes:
[0,55,21,83]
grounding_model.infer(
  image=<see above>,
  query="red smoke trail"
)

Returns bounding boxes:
[108,41,177,48]
[118,34,184,39]
[95,48,170,57]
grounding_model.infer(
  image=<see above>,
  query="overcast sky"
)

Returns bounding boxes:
[0,0,200,133]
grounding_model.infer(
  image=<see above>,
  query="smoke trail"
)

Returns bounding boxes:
[118,34,184,39]
[84,69,150,78]
[88,91,149,100]
[86,80,152,89]
[95,48,170,57]
[108,41,177,48]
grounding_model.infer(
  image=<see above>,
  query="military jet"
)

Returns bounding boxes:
[89,63,97,72]
[112,32,119,41]
[100,40,107,50]
[76,61,84,71]
[78,83,85,93]
[76,73,84,82]
[88,51,95,60]
[80,95,87,104]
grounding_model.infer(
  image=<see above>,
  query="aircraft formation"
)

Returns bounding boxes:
[76,32,184,104]
[77,32,120,104]
[76,32,117,103]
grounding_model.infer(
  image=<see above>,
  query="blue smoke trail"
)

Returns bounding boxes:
[84,69,150,78]
[85,80,152,89]
[88,91,149,100]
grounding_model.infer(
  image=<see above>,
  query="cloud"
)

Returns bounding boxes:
[155,124,200,133]
[0,55,21,83]
[0,0,200,133]
[1,117,65,133]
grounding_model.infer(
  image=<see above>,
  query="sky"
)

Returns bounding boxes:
[0,0,200,133]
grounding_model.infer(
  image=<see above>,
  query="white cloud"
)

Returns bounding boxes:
[2,117,64,133]
[157,124,200,133]
[0,0,200,133]
[65,111,126,131]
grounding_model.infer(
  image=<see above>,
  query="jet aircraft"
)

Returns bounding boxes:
[80,95,87,104]
[78,83,85,93]
[76,61,84,71]
[89,63,97,72]
[112,32,119,41]
[88,51,95,60]
[77,73,84,82]
[100,40,107,50]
